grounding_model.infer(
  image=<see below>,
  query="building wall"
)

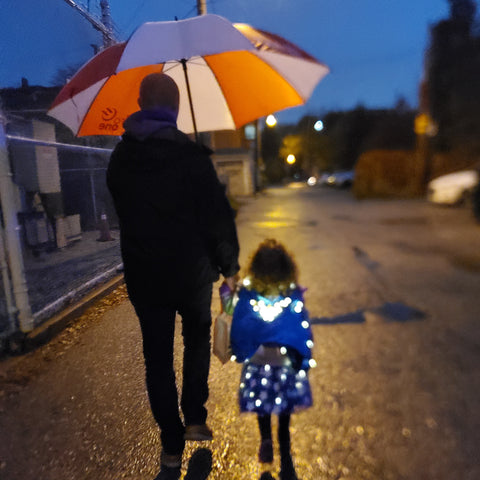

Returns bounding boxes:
[211,127,256,196]
[213,152,254,196]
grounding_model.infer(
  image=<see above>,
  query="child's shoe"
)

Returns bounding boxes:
[260,473,276,480]
[279,468,298,480]
[280,455,299,480]
[258,439,274,463]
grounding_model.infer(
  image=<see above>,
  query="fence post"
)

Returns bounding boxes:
[0,222,16,336]
[0,109,34,333]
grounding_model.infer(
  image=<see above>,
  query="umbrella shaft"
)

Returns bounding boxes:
[181,59,199,143]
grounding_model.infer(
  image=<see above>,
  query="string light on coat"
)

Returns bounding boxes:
[248,296,304,322]
[293,301,304,313]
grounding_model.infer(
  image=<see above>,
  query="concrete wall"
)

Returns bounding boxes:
[213,151,254,196]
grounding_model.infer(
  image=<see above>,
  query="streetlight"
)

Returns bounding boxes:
[266,114,277,128]
[285,154,296,182]
[314,120,324,132]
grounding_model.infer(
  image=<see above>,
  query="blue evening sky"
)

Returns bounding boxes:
[1,0,450,123]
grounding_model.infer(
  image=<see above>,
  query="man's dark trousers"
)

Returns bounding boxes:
[134,283,213,455]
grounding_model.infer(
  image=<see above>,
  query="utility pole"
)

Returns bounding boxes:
[197,0,207,15]
[62,0,116,48]
[99,0,115,47]
[253,119,261,193]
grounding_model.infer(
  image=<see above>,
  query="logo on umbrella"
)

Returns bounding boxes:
[102,107,117,121]
[99,107,123,132]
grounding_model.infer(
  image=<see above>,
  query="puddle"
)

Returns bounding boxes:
[253,221,294,228]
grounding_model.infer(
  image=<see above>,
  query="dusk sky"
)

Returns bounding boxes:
[1,0,450,124]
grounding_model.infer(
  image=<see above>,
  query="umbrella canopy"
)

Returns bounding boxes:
[48,14,329,137]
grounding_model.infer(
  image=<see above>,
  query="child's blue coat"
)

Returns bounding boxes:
[230,286,313,369]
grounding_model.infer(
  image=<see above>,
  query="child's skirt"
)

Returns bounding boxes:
[238,361,313,415]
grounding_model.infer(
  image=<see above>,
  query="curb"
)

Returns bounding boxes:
[7,274,125,355]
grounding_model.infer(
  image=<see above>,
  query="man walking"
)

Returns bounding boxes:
[107,73,240,475]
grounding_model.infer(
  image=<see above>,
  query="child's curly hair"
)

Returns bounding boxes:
[246,239,298,296]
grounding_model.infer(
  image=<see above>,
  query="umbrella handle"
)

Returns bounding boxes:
[181,59,199,143]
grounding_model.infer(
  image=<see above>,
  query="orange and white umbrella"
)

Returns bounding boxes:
[48,14,329,138]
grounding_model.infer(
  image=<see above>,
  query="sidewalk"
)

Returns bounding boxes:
[20,229,124,347]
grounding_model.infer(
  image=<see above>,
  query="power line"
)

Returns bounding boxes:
[181,4,199,19]
[121,0,149,35]
[115,0,204,39]
[60,0,116,46]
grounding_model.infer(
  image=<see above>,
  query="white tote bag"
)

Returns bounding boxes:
[213,312,232,364]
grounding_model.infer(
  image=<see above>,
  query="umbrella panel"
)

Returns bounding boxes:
[76,51,308,137]
[78,65,163,136]
[204,51,303,127]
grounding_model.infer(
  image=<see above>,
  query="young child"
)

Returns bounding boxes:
[229,239,315,480]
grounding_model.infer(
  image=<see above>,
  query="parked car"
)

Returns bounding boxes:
[326,170,355,188]
[317,172,331,186]
[306,172,331,187]
[427,169,479,205]
[307,176,317,186]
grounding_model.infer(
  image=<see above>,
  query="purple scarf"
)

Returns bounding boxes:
[123,107,178,141]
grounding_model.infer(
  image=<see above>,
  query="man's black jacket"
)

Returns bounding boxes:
[107,131,240,306]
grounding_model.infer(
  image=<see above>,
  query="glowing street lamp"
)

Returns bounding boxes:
[314,120,324,131]
[266,114,277,127]
[286,154,296,165]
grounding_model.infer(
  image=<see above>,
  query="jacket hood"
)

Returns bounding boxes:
[121,108,213,155]
[123,107,180,142]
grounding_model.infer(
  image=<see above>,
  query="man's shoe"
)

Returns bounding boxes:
[184,424,213,441]
[279,458,299,480]
[160,450,183,468]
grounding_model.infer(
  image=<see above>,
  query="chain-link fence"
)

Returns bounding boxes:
[1,133,122,349]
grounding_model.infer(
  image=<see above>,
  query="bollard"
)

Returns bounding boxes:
[97,213,114,242]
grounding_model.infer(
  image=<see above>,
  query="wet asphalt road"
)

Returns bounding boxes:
[1,185,480,480]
